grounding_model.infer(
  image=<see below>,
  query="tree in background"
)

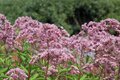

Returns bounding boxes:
[0,0,120,34]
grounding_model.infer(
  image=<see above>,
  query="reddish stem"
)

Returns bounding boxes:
[28,64,31,80]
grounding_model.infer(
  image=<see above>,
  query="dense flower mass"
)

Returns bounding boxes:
[42,65,58,76]
[4,68,28,80]
[0,13,120,80]
[80,18,120,78]
[0,14,14,49]
[30,48,75,65]
[14,17,70,51]
[81,18,120,59]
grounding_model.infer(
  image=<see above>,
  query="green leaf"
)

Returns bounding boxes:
[0,73,9,78]
[0,58,4,63]
[59,68,71,73]
[80,75,87,80]
[30,74,39,80]
[21,56,26,61]
[20,65,28,73]
[66,75,74,80]
[0,68,8,74]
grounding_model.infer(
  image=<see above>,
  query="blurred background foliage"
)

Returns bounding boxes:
[0,0,120,35]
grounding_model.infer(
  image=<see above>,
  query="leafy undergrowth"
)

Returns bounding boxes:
[0,43,100,80]
[0,14,120,80]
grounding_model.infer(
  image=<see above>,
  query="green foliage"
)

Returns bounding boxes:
[0,43,100,80]
[0,0,120,79]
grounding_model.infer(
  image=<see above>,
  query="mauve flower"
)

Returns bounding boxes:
[0,14,14,49]
[30,48,75,65]
[79,18,120,79]
[14,17,70,52]
[1,13,120,79]
[5,68,28,80]
[14,16,33,30]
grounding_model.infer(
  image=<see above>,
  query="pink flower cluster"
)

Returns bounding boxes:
[81,18,120,59]
[14,16,69,51]
[42,65,58,76]
[0,13,120,79]
[13,16,75,68]
[30,48,75,65]
[4,68,28,80]
[80,18,120,78]
[0,14,14,49]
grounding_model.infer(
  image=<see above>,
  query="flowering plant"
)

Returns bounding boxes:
[0,14,120,80]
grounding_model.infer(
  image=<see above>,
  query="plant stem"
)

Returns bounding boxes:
[28,64,31,80]
[45,53,50,80]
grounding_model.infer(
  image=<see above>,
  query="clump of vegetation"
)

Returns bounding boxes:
[0,14,120,80]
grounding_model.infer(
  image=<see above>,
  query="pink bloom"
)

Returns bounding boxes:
[5,68,28,80]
